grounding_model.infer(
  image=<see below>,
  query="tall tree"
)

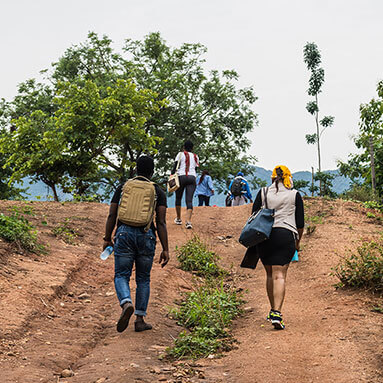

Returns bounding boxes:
[55,32,258,183]
[338,81,383,197]
[303,42,334,195]
[122,33,258,181]
[0,79,164,201]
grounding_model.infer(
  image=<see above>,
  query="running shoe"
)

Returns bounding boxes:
[185,222,193,229]
[270,311,285,330]
[174,218,182,225]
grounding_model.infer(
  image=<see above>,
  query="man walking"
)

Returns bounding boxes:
[228,171,253,206]
[103,155,169,333]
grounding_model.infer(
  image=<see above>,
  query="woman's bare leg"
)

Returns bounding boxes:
[176,206,181,220]
[186,208,193,223]
[263,264,274,309]
[271,264,289,312]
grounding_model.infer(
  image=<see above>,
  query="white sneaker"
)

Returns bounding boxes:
[185,222,193,229]
[174,218,182,225]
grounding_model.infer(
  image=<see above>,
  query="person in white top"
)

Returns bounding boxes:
[171,140,199,229]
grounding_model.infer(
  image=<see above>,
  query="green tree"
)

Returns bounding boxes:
[338,81,383,197]
[314,171,336,198]
[293,179,310,195]
[54,79,165,194]
[303,42,334,195]
[121,33,258,181]
[1,79,164,201]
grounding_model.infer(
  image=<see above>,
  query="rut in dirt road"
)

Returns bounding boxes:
[0,199,382,383]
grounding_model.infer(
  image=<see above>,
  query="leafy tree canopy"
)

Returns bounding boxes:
[0,32,257,200]
[338,80,383,196]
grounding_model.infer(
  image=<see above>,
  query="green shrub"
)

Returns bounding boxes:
[334,239,383,293]
[340,184,376,202]
[52,218,79,244]
[176,235,224,277]
[0,213,41,252]
[167,280,242,359]
[364,200,383,210]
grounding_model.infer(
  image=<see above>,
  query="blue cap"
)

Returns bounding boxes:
[237,172,244,177]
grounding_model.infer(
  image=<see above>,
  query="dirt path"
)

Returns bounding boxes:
[0,199,382,383]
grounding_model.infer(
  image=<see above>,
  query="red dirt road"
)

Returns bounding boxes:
[0,199,382,383]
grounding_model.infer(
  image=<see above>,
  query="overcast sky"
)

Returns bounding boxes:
[2,0,383,172]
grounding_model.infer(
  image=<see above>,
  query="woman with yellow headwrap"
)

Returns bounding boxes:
[242,165,304,330]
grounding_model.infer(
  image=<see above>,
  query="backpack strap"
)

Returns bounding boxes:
[262,187,269,209]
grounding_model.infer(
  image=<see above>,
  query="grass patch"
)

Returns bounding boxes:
[168,280,242,359]
[176,235,225,277]
[0,213,42,252]
[168,235,242,360]
[333,238,383,293]
[52,218,79,245]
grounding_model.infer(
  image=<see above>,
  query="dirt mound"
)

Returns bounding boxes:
[0,199,382,383]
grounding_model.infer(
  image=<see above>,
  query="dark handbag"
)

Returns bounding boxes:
[240,245,260,269]
[238,187,275,248]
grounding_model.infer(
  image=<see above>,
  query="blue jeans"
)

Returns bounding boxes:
[113,224,156,316]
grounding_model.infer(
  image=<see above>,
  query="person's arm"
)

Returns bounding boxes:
[228,180,233,195]
[245,181,253,202]
[251,190,262,213]
[295,192,304,250]
[156,205,169,267]
[103,203,118,250]
[207,176,214,194]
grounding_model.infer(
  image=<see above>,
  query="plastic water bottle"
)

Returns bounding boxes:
[100,245,113,261]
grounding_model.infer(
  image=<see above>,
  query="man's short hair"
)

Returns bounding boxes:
[184,140,194,152]
[137,155,154,178]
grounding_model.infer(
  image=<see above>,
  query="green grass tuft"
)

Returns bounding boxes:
[334,239,383,293]
[176,235,225,277]
[167,280,242,359]
[0,213,42,252]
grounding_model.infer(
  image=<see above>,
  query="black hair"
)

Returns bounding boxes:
[198,170,209,185]
[274,167,284,193]
[184,140,194,152]
[136,155,154,178]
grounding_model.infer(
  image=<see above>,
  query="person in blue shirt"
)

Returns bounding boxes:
[195,170,214,206]
[228,172,253,206]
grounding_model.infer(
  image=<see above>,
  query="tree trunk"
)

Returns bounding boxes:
[311,167,315,197]
[51,184,59,202]
[315,94,322,195]
[369,136,376,197]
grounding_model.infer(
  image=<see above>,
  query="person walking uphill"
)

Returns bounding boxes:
[229,172,253,206]
[172,140,199,229]
[248,165,304,330]
[103,155,169,333]
[195,170,214,206]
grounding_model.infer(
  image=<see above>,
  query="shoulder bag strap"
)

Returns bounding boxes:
[263,187,269,209]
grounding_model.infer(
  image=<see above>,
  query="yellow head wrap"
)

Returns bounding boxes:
[271,165,292,189]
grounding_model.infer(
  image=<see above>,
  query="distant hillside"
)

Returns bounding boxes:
[253,167,351,196]
[19,167,352,206]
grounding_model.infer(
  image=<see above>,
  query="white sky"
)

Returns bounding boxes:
[2,0,383,172]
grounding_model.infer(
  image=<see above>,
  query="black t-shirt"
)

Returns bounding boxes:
[252,189,304,229]
[111,177,167,232]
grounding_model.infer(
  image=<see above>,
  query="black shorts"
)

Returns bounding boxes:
[257,228,296,266]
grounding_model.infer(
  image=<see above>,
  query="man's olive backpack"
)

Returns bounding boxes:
[117,177,157,232]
